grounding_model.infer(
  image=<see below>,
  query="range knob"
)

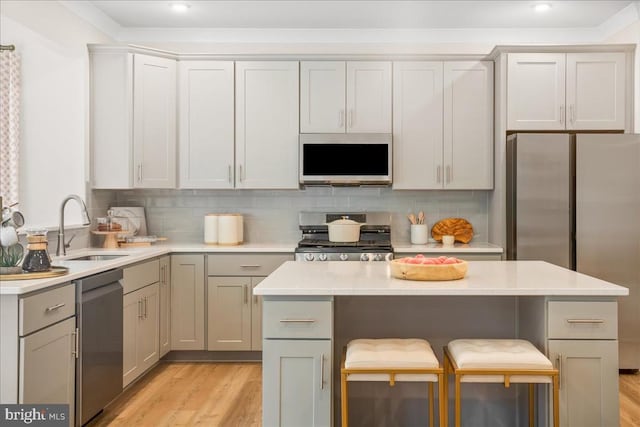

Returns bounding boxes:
[304,253,315,262]
[360,253,370,262]
[318,253,328,262]
[373,253,383,262]
[339,253,349,261]
[384,253,394,262]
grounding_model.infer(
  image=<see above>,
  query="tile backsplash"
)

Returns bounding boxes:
[107,187,489,244]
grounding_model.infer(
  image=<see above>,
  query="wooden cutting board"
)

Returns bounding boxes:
[431,218,474,243]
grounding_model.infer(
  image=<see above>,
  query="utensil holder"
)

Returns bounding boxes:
[410,224,428,245]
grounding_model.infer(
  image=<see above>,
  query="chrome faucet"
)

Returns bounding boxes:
[56,195,91,256]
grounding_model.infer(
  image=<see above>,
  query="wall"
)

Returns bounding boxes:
[0,1,114,232]
[113,188,489,245]
[604,19,640,130]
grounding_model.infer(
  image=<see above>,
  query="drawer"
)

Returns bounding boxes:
[263,300,332,339]
[20,283,75,336]
[548,301,617,339]
[207,253,292,277]
[123,258,160,294]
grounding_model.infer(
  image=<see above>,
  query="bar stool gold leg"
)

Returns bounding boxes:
[443,352,449,427]
[341,372,349,427]
[553,374,560,427]
[529,383,535,427]
[455,375,461,427]
[429,382,434,427]
[438,373,445,427]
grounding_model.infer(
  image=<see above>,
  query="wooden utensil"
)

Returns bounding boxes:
[407,213,417,225]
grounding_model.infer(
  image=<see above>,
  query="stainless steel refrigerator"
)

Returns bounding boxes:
[506,133,640,371]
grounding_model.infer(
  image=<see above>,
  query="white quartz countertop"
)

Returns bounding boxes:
[253,261,628,297]
[393,242,503,253]
[0,243,296,295]
[0,242,506,295]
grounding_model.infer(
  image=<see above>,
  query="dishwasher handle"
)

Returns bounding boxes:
[81,281,123,304]
[77,269,123,293]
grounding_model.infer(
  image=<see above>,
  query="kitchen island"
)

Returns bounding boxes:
[255,260,628,427]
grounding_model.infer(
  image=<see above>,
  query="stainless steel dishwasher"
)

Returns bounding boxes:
[75,269,123,426]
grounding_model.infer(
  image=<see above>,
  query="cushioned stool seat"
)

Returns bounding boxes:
[444,339,559,427]
[341,338,445,427]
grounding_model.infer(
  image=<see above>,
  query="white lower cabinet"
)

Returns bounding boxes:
[207,277,252,351]
[19,316,76,424]
[206,254,292,352]
[547,340,619,427]
[263,339,332,427]
[545,299,619,427]
[171,255,205,350]
[123,283,159,388]
[159,256,171,357]
[262,297,333,427]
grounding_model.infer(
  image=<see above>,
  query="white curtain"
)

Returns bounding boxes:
[0,49,21,207]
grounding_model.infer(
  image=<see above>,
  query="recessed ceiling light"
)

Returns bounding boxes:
[534,3,552,12]
[170,2,190,12]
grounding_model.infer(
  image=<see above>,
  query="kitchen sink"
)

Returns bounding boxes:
[64,254,128,261]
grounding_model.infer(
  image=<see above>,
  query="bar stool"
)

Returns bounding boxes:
[443,339,559,427]
[341,338,445,427]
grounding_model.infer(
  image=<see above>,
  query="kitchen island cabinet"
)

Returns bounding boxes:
[255,261,628,427]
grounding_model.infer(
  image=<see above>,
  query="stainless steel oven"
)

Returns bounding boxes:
[295,212,393,262]
[299,134,392,186]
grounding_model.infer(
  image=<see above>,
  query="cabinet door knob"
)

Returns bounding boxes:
[338,110,344,128]
[560,105,565,125]
[244,285,248,305]
[436,165,442,183]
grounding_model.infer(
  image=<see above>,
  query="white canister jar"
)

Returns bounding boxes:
[410,224,429,245]
[218,214,241,245]
[204,214,218,244]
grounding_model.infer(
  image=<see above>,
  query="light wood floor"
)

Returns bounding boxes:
[91,363,639,427]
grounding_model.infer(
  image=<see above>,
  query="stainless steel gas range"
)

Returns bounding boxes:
[294,212,393,262]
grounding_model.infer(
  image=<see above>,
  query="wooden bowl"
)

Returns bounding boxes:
[390,259,468,281]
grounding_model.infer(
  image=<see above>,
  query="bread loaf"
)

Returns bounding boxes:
[431,218,474,243]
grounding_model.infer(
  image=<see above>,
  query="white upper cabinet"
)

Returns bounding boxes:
[90,51,133,189]
[392,62,444,189]
[507,53,566,130]
[133,54,177,188]
[178,61,235,189]
[393,61,493,190]
[346,62,392,133]
[300,62,346,133]
[90,50,177,189]
[235,61,299,189]
[300,61,391,133]
[566,52,626,130]
[507,52,626,130]
[444,61,494,189]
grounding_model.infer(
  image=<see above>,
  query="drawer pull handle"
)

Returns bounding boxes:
[240,265,261,268]
[46,303,66,312]
[566,319,605,324]
[279,319,316,323]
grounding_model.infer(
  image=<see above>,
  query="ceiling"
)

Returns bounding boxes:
[84,1,635,29]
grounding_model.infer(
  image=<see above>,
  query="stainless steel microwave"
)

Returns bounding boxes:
[299,133,392,186]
